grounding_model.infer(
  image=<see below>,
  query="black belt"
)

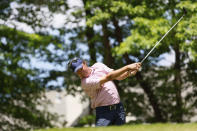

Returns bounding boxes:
[96,102,121,112]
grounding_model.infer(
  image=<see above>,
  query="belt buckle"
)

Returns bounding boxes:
[109,105,116,110]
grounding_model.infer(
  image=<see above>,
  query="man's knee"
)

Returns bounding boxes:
[96,118,111,126]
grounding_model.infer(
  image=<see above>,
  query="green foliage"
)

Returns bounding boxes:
[0,0,68,130]
[0,25,59,130]
[115,17,170,55]
[86,0,146,27]
[76,115,96,127]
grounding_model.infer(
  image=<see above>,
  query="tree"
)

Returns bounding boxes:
[0,0,69,130]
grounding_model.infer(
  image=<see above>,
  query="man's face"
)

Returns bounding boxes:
[76,62,89,78]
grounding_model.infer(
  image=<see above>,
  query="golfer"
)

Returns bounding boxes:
[68,58,141,126]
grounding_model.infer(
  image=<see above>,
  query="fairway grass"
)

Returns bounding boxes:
[35,123,197,131]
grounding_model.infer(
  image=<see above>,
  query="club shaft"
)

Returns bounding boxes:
[141,14,185,63]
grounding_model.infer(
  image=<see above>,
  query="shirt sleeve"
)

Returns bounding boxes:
[97,63,114,73]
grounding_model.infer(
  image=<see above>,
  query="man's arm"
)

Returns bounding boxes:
[115,69,138,80]
[99,63,141,85]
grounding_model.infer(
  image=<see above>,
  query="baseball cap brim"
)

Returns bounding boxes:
[74,64,83,73]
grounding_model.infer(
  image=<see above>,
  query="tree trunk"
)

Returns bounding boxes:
[86,26,96,65]
[112,17,122,43]
[173,42,183,122]
[102,22,114,67]
[83,1,96,65]
[170,1,183,121]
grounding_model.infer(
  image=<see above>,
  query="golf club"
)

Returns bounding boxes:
[140,8,187,64]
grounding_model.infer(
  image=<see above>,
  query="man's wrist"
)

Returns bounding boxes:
[125,65,130,71]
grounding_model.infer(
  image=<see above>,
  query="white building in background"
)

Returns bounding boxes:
[42,90,89,127]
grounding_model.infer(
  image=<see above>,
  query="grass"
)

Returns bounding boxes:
[35,123,197,131]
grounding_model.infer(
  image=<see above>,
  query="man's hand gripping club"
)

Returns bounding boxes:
[99,63,141,85]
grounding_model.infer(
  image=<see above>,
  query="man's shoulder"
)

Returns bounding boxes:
[91,62,106,68]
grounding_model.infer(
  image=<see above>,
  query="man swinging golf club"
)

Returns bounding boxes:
[68,58,141,126]
[67,7,186,127]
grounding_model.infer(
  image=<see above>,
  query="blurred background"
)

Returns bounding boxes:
[0,0,197,130]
